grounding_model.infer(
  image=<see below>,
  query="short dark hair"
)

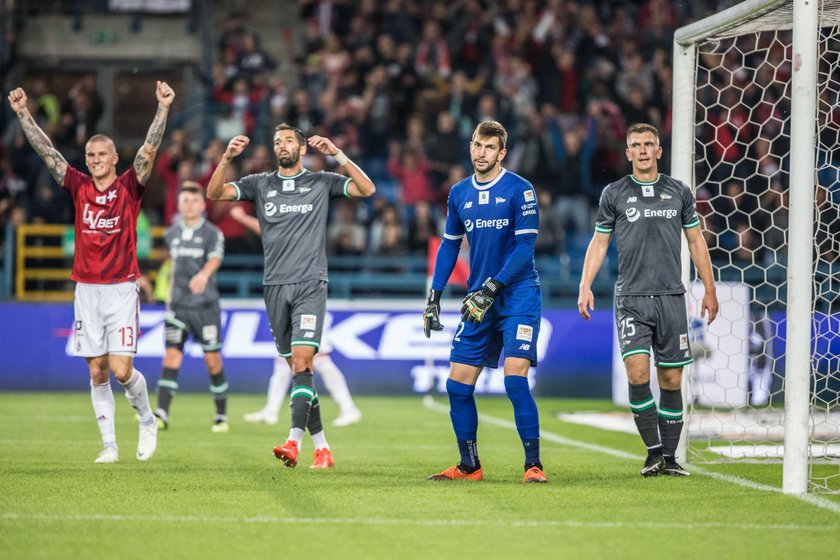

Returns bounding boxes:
[274,123,306,146]
[472,120,508,150]
[626,123,660,144]
[178,181,202,195]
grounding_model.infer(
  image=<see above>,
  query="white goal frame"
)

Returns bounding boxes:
[671,0,817,495]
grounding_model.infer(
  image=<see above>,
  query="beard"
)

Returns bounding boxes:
[277,151,300,168]
[472,158,496,174]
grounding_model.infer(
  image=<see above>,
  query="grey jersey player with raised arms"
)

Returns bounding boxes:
[232,168,350,287]
[156,182,230,433]
[207,123,375,471]
[578,123,718,479]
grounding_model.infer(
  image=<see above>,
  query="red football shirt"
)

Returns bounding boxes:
[62,166,145,284]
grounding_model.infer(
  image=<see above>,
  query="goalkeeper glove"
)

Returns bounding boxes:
[423,288,444,338]
[461,277,504,323]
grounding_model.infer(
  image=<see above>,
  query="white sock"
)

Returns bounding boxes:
[287,427,305,444]
[266,358,292,417]
[122,368,154,425]
[315,355,356,413]
[311,430,329,450]
[90,380,117,448]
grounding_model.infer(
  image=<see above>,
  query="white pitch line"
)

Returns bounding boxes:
[0,512,834,531]
[423,399,840,515]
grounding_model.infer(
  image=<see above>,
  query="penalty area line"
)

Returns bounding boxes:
[423,399,840,516]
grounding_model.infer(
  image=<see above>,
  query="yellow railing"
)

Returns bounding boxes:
[15,224,167,301]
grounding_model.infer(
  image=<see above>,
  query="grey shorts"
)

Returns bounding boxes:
[264,280,327,358]
[614,294,693,368]
[165,303,222,352]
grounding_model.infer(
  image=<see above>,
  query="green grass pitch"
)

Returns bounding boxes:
[1,392,839,559]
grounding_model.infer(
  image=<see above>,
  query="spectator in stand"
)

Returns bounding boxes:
[368,203,402,255]
[426,111,463,186]
[327,201,367,256]
[407,200,439,256]
[243,144,273,175]
[3,93,46,188]
[154,129,194,224]
[552,117,597,235]
[237,32,277,79]
[213,77,264,136]
[218,12,247,61]
[374,220,407,263]
[534,189,565,258]
[388,142,433,207]
[286,89,323,135]
[414,20,451,85]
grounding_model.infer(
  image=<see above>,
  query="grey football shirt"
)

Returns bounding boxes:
[594,173,700,296]
[232,169,351,285]
[165,218,225,307]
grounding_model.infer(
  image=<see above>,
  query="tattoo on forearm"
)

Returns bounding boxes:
[144,106,167,149]
[134,105,168,183]
[18,113,67,184]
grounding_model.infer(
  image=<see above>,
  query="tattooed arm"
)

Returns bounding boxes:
[134,80,176,184]
[7,88,68,185]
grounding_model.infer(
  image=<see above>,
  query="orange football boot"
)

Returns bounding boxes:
[273,440,300,468]
[310,447,335,469]
[522,466,548,483]
[427,465,483,481]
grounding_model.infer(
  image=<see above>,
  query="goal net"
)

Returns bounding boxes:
[672,0,840,492]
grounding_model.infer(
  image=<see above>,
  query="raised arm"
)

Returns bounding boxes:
[307,135,376,198]
[134,81,175,184]
[207,136,249,201]
[8,88,68,185]
[577,231,612,320]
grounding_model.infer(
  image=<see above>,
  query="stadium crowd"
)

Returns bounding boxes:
[1,0,800,270]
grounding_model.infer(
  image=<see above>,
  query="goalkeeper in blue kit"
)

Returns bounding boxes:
[424,121,547,484]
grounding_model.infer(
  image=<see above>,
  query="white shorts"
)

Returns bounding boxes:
[73,281,140,357]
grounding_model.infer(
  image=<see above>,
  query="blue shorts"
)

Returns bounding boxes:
[450,280,542,368]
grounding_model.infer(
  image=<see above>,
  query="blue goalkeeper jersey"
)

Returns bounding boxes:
[435,168,540,292]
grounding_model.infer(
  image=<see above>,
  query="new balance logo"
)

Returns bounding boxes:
[627,196,637,203]
[464,201,473,209]
[519,344,531,351]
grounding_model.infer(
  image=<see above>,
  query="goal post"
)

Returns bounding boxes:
[671,0,828,494]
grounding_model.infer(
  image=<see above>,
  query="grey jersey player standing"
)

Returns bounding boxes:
[155,182,229,433]
[577,123,719,478]
[207,123,376,470]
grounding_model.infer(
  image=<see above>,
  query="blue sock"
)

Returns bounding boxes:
[447,378,480,469]
[504,375,541,469]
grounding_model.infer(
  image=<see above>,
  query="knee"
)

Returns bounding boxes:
[163,348,183,369]
[110,363,133,383]
[627,369,650,385]
[204,352,222,374]
[291,356,313,373]
[89,366,110,384]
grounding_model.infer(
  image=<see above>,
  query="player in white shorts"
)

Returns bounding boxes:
[229,206,362,427]
[8,81,175,463]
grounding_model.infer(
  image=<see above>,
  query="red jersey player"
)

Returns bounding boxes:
[8,81,175,464]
